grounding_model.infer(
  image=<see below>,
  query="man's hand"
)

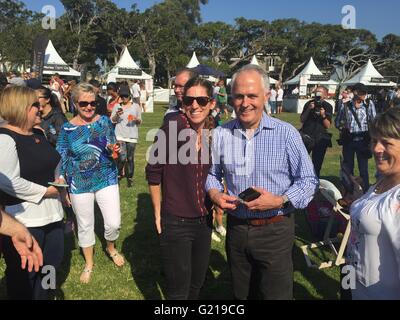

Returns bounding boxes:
[244,187,283,211]
[11,226,43,272]
[209,190,239,210]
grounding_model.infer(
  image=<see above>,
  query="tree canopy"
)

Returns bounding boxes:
[0,0,398,86]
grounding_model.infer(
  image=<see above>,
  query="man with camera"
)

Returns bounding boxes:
[300,86,333,178]
[335,83,376,192]
[206,64,318,300]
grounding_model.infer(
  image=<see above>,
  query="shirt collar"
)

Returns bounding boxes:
[232,112,276,130]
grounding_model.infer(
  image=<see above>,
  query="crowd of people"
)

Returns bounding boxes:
[0,65,400,301]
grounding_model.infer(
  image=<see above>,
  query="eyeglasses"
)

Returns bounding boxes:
[182,96,211,107]
[78,101,98,108]
[31,102,41,108]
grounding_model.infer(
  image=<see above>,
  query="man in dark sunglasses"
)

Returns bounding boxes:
[335,82,377,191]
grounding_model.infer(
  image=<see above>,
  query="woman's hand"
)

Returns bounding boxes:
[44,186,60,198]
[60,189,71,207]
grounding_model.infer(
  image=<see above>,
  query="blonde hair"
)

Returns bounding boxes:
[0,86,37,127]
[71,82,96,103]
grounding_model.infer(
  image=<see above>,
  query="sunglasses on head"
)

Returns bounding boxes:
[182,96,211,107]
[78,101,97,108]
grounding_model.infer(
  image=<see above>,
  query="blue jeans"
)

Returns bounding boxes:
[269,101,277,114]
[159,214,212,300]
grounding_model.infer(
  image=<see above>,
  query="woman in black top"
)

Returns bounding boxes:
[36,86,67,147]
[0,86,66,300]
[146,77,216,300]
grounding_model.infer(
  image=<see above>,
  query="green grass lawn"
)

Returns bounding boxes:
[0,105,378,300]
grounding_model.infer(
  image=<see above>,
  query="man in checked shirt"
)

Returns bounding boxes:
[206,64,318,300]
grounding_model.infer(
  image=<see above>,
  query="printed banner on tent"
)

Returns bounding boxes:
[118,68,142,76]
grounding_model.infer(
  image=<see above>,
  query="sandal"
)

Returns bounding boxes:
[80,266,93,284]
[106,249,125,267]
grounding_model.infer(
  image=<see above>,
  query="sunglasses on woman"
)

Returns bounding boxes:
[182,96,211,107]
[78,101,98,108]
[31,102,41,108]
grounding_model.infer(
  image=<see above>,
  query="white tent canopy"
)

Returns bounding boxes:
[186,51,201,68]
[249,55,278,84]
[106,47,152,83]
[43,40,81,77]
[284,57,338,86]
[343,59,397,87]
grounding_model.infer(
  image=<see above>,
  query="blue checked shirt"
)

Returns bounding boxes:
[335,100,376,134]
[205,113,319,219]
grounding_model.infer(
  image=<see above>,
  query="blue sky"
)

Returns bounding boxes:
[25,0,399,39]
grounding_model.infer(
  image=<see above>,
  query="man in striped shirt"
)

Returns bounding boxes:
[206,64,318,300]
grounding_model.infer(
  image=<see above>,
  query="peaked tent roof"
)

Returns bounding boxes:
[249,55,278,84]
[106,47,152,81]
[343,59,397,87]
[186,52,200,68]
[284,57,338,85]
[43,40,80,77]
[250,55,260,66]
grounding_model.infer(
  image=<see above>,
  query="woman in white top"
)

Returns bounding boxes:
[111,86,142,188]
[0,86,65,300]
[347,107,400,300]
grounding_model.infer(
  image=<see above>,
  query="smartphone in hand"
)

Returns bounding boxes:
[238,187,261,202]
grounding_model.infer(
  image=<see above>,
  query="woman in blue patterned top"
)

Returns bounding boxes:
[57,83,125,284]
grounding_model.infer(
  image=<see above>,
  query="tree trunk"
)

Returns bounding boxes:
[148,53,156,77]
[73,41,81,70]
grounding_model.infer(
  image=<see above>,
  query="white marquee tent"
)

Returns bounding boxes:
[284,57,338,86]
[105,47,154,112]
[342,59,397,87]
[186,52,201,69]
[105,47,152,83]
[43,40,81,77]
[249,55,278,84]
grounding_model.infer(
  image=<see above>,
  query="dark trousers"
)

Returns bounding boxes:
[118,142,136,180]
[226,214,295,300]
[159,214,212,300]
[310,139,329,178]
[2,221,64,300]
[342,139,370,191]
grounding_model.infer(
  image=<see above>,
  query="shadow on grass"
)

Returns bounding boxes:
[200,249,232,300]
[122,193,165,299]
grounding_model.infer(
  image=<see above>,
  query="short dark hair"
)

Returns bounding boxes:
[89,79,101,88]
[106,82,118,92]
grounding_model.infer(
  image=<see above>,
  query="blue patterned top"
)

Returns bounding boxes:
[56,116,118,194]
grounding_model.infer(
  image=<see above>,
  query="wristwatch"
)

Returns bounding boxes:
[281,195,291,209]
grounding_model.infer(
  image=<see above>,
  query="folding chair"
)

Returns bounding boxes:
[301,179,351,269]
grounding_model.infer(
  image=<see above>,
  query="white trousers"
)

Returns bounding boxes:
[70,184,121,248]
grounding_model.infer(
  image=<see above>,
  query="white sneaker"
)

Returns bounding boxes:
[215,225,226,237]
[211,231,221,242]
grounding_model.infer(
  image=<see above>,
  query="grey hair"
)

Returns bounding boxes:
[71,82,96,103]
[231,64,270,92]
